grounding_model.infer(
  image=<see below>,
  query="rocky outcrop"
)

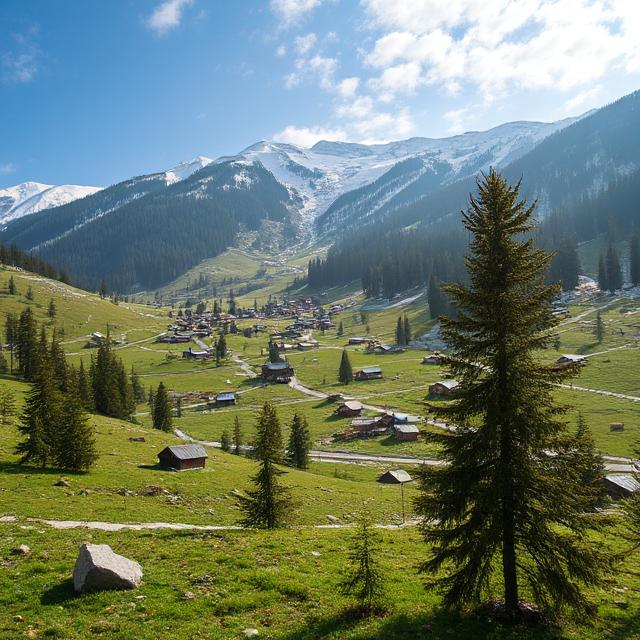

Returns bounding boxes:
[73,543,143,593]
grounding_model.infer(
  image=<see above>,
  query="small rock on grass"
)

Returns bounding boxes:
[243,629,259,638]
[11,544,31,556]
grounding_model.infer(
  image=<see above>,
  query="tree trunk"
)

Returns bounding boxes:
[501,421,519,619]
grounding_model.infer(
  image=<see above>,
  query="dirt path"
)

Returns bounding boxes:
[557,383,640,402]
[0,515,416,532]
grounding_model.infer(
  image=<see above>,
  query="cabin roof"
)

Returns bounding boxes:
[216,392,236,402]
[378,469,412,483]
[361,366,382,374]
[605,474,640,493]
[160,444,208,460]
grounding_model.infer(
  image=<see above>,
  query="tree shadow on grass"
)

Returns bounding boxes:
[279,607,575,640]
[41,579,77,605]
[0,460,87,477]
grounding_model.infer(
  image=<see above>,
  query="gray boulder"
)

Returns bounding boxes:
[73,543,143,593]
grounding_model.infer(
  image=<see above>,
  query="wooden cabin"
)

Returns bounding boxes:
[261,361,295,383]
[392,423,420,442]
[215,392,236,406]
[335,400,363,417]
[354,366,383,381]
[603,474,640,500]
[158,445,208,471]
[378,469,412,484]
[429,379,460,397]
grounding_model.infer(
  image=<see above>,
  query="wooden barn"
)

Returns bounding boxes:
[261,360,295,383]
[603,474,640,500]
[215,392,236,406]
[158,444,208,471]
[555,354,587,367]
[354,366,383,381]
[392,423,420,442]
[429,379,460,397]
[335,400,363,417]
[378,469,412,484]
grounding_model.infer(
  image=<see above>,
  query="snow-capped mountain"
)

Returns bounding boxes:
[223,115,584,232]
[163,156,213,185]
[0,182,102,224]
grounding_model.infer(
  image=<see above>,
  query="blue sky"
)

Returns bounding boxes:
[1,0,639,188]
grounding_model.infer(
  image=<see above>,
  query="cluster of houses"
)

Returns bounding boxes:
[85,331,123,348]
[332,398,421,442]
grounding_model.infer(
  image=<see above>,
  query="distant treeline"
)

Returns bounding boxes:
[0,242,71,284]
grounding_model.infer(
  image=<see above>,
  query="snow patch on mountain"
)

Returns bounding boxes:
[164,156,213,185]
[0,182,102,224]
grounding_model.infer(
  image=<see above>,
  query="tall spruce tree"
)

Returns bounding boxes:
[594,311,605,343]
[414,170,609,619]
[5,313,17,375]
[130,367,145,403]
[49,329,68,392]
[395,317,406,346]
[428,274,447,319]
[403,315,412,344]
[605,243,623,292]
[17,307,38,380]
[338,349,353,385]
[220,429,231,452]
[597,255,608,292]
[339,509,386,615]
[630,232,640,287]
[55,378,98,471]
[232,415,243,455]
[8,275,17,295]
[238,402,293,528]
[286,412,311,469]
[15,347,61,467]
[152,382,173,432]
[77,360,93,410]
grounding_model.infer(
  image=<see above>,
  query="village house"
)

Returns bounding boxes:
[182,347,211,360]
[348,336,372,346]
[354,366,383,381]
[335,400,363,417]
[555,354,587,367]
[429,379,460,397]
[603,474,640,500]
[158,444,208,471]
[422,353,445,365]
[215,392,236,406]
[378,469,412,484]
[261,360,295,383]
[392,423,420,441]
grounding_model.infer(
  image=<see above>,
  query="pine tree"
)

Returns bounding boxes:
[49,329,68,392]
[54,378,98,471]
[48,298,57,319]
[99,279,108,298]
[152,382,173,432]
[574,413,606,510]
[597,255,608,292]
[286,413,311,469]
[605,243,623,292]
[26,286,34,301]
[414,170,609,619]
[338,349,353,385]
[395,316,405,346]
[404,315,412,344]
[77,360,93,410]
[5,313,17,375]
[237,402,293,529]
[428,274,446,320]
[337,321,344,336]
[15,348,61,467]
[8,275,17,295]
[0,348,6,373]
[268,341,282,363]
[594,311,604,343]
[148,387,155,414]
[220,429,231,452]
[216,334,227,361]
[0,388,16,425]
[339,510,386,615]
[630,232,640,287]
[233,415,243,455]
[130,367,145,403]
[17,307,38,380]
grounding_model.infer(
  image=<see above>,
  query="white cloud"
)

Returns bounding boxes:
[272,125,346,147]
[337,76,360,98]
[0,162,16,175]
[564,84,604,112]
[294,33,317,55]
[1,27,40,84]
[147,0,193,35]
[276,44,287,57]
[308,54,338,90]
[270,0,325,26]
[362,0,640,103]
[336,95,374,119]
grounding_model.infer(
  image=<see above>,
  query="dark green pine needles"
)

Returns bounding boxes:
[238,402,294,529]
[414,170,610,620]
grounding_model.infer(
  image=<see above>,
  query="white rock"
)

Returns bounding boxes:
[73,543,143,593]
[326,515,340,524]
[243,629,259,638]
